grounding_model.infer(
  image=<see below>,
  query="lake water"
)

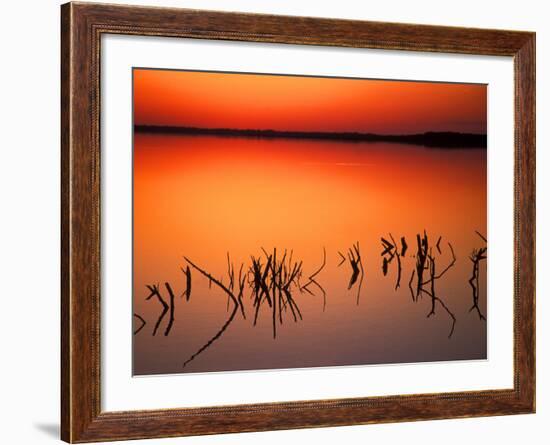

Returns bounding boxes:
[133,133,487,376]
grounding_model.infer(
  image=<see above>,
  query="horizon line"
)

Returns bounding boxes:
[134,125,487,148]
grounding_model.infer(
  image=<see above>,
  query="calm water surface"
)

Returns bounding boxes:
[133,133,487,375]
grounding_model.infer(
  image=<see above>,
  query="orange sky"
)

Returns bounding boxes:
[133,69,487,134]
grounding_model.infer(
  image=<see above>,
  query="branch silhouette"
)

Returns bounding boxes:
[424,241,456,338]
[179,265,192,301]
[137,233,487,369]
[468,231,487,321]
[133,313,146,335]
[164,282,176,336]
[301,247,327,311]
[182,256,245,368]
[145,284,169,336]
[407,233,457,338]
[342,242,364,305]
[380,234,406,291]
[249,248,306,337]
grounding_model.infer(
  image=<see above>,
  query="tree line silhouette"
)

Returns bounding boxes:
[135,125,487,148]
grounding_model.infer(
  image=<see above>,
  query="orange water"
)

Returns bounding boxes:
[133,134,487,375]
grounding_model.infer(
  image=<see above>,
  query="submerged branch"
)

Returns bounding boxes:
[337,251,346,267]
[389,233,402,290]
[422,249,457,338]
[475,231,487,243]
[184,256,239,307]
[133,313,146,335]
[181,255,247,368]
[164,282,176,336]
[182,304,239,369]
[342,242,364,304]
[145,284,169,336]
[421,242,456,285]
[468,246,487,321]
[301,247,326,292]
[408,269,415,302]
[421,287,457,338]
[179,265,192,301]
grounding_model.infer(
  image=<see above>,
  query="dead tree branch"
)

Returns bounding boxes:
[133,313,146,335]
[469,245,487,321]
[145,284,169,336]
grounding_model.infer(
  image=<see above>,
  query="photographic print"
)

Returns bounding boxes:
[132,68,487,376]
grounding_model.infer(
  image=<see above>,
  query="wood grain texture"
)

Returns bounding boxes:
[60,2,536,442]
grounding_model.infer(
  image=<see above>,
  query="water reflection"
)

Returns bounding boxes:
[133,313,146,335]
[133,135,487,375]
[339,243,364,305]
[181,256,246,368]
[402,232,458,338]
[144,284,170,336]
[300,248,327,311]
[381,234,404,290]
[135,232,486,368]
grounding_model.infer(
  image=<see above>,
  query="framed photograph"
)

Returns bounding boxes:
[61,2,535,442]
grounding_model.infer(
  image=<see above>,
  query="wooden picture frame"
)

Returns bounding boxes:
[61,2,535,442]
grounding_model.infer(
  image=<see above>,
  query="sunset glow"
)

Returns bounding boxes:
[134,69,487,134]
[133,69,487,375]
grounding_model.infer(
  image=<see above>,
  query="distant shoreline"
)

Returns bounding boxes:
[134,125,487,148]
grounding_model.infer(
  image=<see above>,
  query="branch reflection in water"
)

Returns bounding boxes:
[134,232,487,368]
